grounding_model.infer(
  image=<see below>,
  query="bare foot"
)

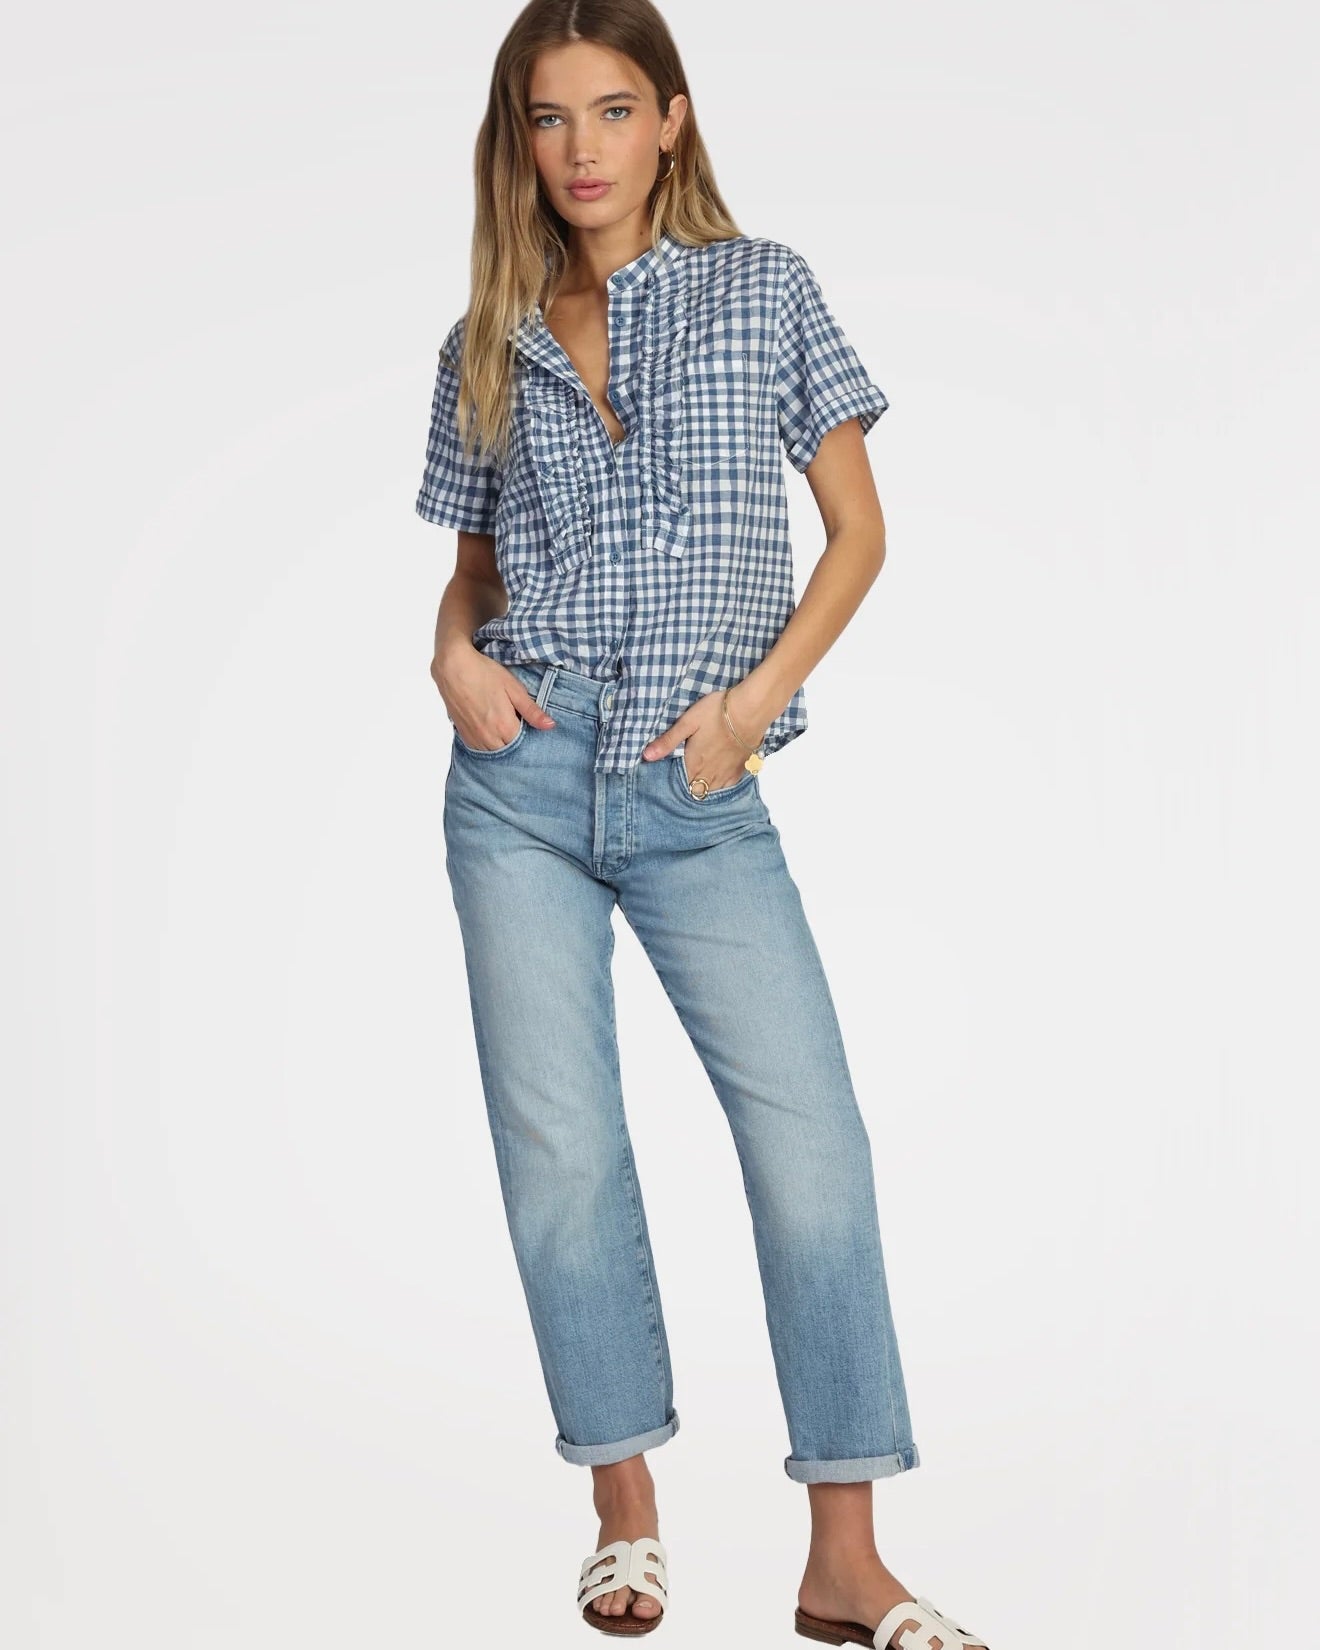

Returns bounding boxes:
[797,1549,920,1648]
[584,1467,663,1623]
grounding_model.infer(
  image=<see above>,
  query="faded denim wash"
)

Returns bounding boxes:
[443,660,920,1483]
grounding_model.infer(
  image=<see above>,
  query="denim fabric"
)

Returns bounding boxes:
[416,233,890,774]
[443,662,920,1483]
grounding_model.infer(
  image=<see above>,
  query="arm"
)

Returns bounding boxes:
[431,530,507,681]
[726,417,885,741]
[430,532,556,746]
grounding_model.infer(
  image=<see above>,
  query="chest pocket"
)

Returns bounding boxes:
[683,350,756,480]
[679,349,758,555]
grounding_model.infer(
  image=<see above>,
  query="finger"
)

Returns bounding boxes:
[642,715,689,760]
[511,685,556,729]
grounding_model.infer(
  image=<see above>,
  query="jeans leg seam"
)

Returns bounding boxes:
[806,888,908,1461]
[604,919,670,1416]
[467,974,569,1433]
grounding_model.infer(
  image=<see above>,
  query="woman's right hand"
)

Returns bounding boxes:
[431,646,556,751]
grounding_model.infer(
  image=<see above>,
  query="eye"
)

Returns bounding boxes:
[531,105,632,129]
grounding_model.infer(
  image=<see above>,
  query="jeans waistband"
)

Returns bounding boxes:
[505,661,617,721]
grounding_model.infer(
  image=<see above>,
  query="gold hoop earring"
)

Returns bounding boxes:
[657,148,676,182]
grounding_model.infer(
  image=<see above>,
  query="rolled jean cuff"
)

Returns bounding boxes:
[783,1442,920,1483]
[555,1409,681,1467]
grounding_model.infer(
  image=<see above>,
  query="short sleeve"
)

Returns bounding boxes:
[774,247,890,473]
[414,319,502,534]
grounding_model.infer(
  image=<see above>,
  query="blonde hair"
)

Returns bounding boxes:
[447,0,742,465]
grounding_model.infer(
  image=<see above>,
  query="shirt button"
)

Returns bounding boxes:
[609,551,621,564]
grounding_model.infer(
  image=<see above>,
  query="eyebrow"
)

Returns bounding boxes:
[526,90,642,113]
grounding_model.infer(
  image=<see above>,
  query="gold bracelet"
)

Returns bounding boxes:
[722,687,765,775]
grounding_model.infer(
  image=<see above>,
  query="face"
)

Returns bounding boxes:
[525,40,687,234]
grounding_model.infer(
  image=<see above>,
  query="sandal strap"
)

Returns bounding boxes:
[873,1594,988,1648]
[576,1536,669,1614]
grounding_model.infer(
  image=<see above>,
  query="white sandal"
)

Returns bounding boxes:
[795,1592,990,1647]
[577,1535,669,1635]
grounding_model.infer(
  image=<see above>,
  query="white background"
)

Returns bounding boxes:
[4,2,1316,1645]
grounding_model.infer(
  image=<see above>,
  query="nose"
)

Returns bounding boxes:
[572,125,600,163]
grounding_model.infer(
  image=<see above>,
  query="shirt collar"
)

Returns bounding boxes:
[511,230,683,357]
[604,229,682,294]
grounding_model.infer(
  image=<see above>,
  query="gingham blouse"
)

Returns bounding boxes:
[415,231,888,773]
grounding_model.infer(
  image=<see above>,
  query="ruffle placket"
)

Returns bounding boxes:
[515,236,694,575]
[523,368,596,577]
[638,259,693,561]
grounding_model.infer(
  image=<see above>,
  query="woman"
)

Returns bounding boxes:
[416,4,991,1646]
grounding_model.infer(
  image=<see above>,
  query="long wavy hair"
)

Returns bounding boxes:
[448,0,742,467]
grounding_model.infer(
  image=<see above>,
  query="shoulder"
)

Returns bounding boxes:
[677,237,819,339]
[438,312,469,370]
[678,233,801,292]
[674,237,805,351]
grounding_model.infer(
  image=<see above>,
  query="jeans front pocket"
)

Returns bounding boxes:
[672,744,757,804]
[453,716,528,759]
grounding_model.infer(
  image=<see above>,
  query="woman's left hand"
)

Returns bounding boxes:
[641,681,772,790]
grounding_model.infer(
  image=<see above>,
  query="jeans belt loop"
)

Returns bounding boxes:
[534,665,559,712]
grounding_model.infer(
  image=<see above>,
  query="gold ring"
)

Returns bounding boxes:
[688,775,711,800]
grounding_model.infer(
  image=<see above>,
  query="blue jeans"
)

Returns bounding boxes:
[442,661,920,1484]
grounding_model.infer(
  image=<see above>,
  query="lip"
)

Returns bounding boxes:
[568,179,612,197]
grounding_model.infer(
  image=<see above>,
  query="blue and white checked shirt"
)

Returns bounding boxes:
[415,232,888,773]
